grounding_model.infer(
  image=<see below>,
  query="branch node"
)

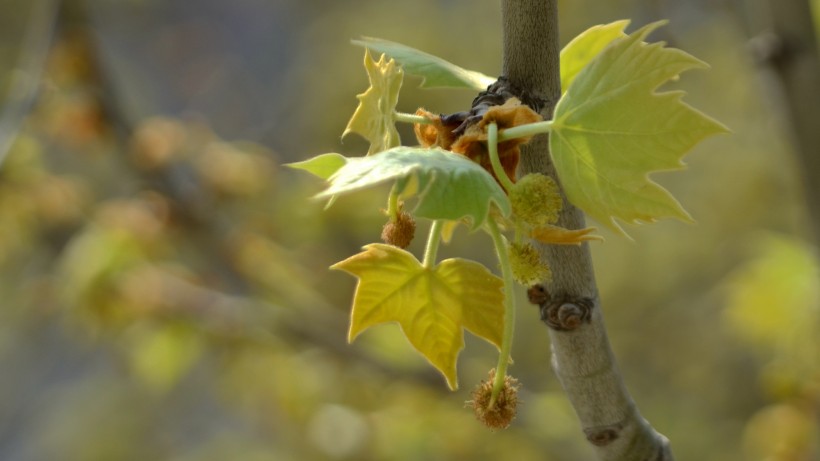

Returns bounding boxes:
[748,31,794,69]
[442,77,551,137]
[558,303,583,329]
[538,294,593,331]
[584,423,622,446]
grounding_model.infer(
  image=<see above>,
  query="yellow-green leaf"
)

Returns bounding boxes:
[331,244,505,390]
[285,153,347,180]
[550,21,729,235]
[352,37,495,90]
[344,50,403,155]
[560,20,629,93]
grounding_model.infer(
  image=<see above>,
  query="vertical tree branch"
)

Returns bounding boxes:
[0,0,60,167]
[750,0,820,245]
[501,1,674,459]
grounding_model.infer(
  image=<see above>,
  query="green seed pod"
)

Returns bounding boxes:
[509,242,551,285]
[509,173,562,227]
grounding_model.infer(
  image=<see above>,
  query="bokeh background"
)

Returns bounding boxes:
[0,0,818,460]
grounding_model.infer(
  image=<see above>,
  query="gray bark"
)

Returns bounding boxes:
[501,1,675,459]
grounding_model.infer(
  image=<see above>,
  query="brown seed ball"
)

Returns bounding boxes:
[381,211,416,248]
[468,369,520,430]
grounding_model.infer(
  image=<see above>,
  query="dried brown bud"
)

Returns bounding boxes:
[467,369,520,430]
[381,211,416,248]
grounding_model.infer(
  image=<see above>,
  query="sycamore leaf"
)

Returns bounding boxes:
[315,146,511,229]
[560,20,629,93]
[331,244,505,389]
[550,21,729,235]
[285,153,347,180]
[344,50,403,155]
[353,37,495,90]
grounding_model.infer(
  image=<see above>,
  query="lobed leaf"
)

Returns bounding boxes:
[550,21,729,235]
[352,37,495,90]
[560,20,629,93]
[344,50,404,155]
[315,146,511,229]
[331,243,505,389]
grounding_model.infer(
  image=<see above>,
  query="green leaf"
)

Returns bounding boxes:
[331,244,505,389]
[315,146,511,229]
[344,50,404,155]
[285,153,348,180]
[353,37,495,90]
[550,21,729,235]
[560,20,629,93]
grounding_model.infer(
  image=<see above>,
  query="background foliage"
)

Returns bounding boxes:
[0,1,817,460]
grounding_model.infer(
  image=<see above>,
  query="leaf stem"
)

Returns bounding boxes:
[387,183,400,221]
[486,217,516,407]
[498,120,552,141]
[487,123,516,192]
[394,111,432,125]
[422,220,444,269]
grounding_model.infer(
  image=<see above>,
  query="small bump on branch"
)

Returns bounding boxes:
[748,31,794,69]
[583,423,623,446]
[537,292,593,331]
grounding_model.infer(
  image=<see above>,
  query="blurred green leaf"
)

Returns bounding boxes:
[127,324,202,392]
[352,37,495,90]
[724,235,819,353]
[285,153,348,180]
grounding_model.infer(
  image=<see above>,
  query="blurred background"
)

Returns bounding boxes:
[0,0,818,460]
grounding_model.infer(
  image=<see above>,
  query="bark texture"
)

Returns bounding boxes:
[501,1,674,459]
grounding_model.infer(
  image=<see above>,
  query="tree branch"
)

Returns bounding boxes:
[0,0,60,167]
[749,0,820,245]
[501,1,674,459]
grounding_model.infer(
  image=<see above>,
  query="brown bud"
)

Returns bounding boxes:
[381,211,416,248]
[467,369,520,430]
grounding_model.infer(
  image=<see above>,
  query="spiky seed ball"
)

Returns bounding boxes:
[509,173,562,227]
[381,211,416,248]
[468,369,520,430]
[509,242,551,285]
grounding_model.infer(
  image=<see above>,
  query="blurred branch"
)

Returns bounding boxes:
[0,0,60,167]
[141,268,444,387]
[748,0,820,245]
[502,1,674,459]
